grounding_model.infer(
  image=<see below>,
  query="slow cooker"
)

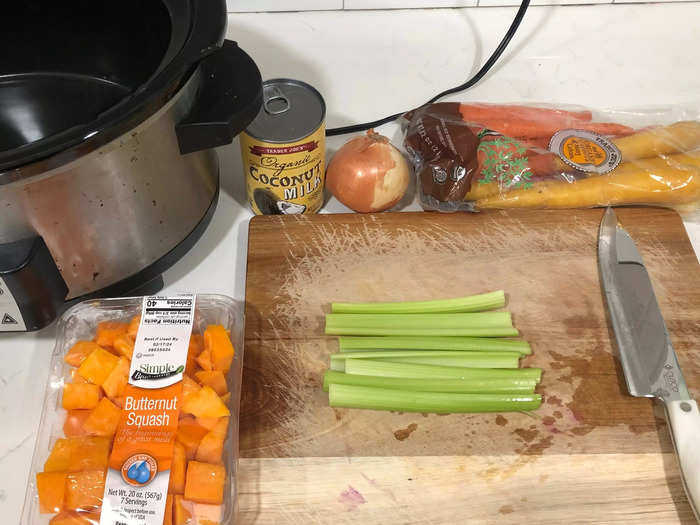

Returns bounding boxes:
[0,0,262,331]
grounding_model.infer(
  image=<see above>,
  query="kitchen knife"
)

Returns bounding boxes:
[598,207,699,521]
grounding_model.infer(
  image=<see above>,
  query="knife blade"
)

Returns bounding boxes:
[598,207,699,521]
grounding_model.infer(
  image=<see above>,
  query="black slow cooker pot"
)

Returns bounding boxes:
[0,0,262,331]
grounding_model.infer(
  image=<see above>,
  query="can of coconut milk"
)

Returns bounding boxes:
[239,79,326,215]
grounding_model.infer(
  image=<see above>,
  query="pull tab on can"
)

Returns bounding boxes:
[263,85,291,115]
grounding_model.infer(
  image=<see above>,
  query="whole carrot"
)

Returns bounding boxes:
[476,163,700,209]
[547,122,700,172]
[459,104,593,123]
[466,119,633,140]
[613,121,700,161]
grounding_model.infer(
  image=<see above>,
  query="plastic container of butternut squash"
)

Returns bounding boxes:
[21,294,244,525]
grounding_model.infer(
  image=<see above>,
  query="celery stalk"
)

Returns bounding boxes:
[344,358,542,382]
[325,326,519,337]
[338,336,531,355]
[331,291,506,314]
[375,355,520,368]
[326,312,512,330]
[331,351,521,369]
[322,370,537,394]
[329,384,542,413]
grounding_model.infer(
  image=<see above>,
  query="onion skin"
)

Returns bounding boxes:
[326,130,411,213]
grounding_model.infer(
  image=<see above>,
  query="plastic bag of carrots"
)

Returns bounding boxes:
[403,102,700,212]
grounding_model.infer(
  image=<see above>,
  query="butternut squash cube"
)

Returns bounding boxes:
[44,437,111,473]
[194,417,219,431]
[77,348,119,386]
[185,334,204,376]
[189,334,204,356]
[49,510,101,524]
[195,417,228,464]
[176,417,209,460]
[101,357,130,400]
[181,375,201,408]
[181,386,230,419]
[184,461,225,505]
[37,471,67,513]
[63,410,91,438]
[195,432,224,464]
[194,370,228,396]
[65,470,105,510]
[70,370,89,384]
[94,320,128,348]
[112,334,135,361]
[193,503,222,525]
[168,442,187,494]
[174,495,194,525]
[210,417,229,438]
[83,398,121,436]
[62,384,101,410]
[195,349,213,371]
[127,315,141,338]
[204,325,234,373]
[65,341,102,368]
[163,493,174,525]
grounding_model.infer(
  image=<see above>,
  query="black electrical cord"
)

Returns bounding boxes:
[326,0,531,137]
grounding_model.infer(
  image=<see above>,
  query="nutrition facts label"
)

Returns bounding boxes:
[128,296,195,390]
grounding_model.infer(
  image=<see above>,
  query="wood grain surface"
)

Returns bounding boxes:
[241,208,700,523]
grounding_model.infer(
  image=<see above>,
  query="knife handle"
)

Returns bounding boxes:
[667,399,700,520]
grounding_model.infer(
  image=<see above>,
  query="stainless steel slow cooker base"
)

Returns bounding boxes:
[2,69,218,299]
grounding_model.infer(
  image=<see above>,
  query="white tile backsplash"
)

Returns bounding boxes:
[345,0,477,8]
[228,0,697,10]
[227,0,342,12]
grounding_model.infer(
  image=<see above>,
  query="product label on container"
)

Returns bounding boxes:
[240,125,326,215]
[100,295,195,525]
[549,129,621,174]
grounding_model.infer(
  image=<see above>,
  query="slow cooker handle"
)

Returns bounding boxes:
[176,40,262,155]
[0,237,67,332]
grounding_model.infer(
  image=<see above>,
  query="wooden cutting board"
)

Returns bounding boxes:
[239,208,700,524]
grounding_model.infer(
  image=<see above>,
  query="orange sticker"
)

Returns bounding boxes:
[550,129,621,174]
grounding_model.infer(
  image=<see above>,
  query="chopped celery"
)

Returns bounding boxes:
[326,312,512,330]
[329,384,542,413]
[344,358,542,382]
[331,290,506,314]
[325,326,519,337]
[338,336,531,355]
[322,370,537,394]
[331,351,521,369]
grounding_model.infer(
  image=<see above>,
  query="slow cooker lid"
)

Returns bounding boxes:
[0,0,226,172]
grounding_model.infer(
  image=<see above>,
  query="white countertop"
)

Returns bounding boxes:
[2,4,699,522]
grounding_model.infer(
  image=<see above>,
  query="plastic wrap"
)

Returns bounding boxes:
[403,102,700,212]
[21,295,244,525]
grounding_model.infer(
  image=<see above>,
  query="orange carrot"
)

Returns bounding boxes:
[575,122,635,137]
[459,104,592,123]
[468,119,633,140]
[514,136,551,150]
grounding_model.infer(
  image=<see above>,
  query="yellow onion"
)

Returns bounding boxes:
[326,130,410,213]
